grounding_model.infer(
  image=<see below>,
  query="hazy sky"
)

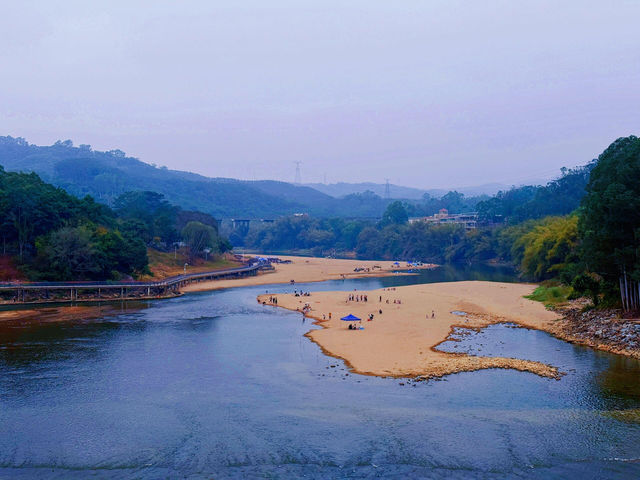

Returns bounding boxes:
[1,1,639,189]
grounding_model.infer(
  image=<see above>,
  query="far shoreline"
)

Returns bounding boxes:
[181,255,436,293]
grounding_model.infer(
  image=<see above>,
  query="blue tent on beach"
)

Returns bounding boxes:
[341,314,362,330]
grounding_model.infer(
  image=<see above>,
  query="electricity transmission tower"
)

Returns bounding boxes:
[294,161,302,184]
[384,179,391,199]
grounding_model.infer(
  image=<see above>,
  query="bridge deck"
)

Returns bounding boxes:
[0,264,260,291]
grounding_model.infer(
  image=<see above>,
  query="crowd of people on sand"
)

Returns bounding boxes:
[262,284,436,331]
[264,295,278,305]
[347,292,368,302]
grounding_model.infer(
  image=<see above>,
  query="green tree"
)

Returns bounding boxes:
[35,226,101,280]
[579,135,640,310]
[514,216,579,281]
[572,273,603,307]
[182,221,218,262]
[380,201,408,227]
[114,191,179,244]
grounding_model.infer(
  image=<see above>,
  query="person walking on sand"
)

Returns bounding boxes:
[432,310,435,318]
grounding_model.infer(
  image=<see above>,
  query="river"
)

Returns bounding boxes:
[1,266,639,479]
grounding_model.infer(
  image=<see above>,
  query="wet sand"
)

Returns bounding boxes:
[183,256,434,293]
[0,303,145,330]
[258,281,563,379]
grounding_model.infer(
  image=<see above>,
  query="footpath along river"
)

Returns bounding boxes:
[0,265,639,479]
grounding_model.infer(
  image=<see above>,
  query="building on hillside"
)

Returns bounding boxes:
[408,209,478,230]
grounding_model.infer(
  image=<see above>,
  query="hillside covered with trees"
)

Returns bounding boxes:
[0,169,230,281]
[235,159,593,258]
[2,135,573,222]
[0,136,402,219]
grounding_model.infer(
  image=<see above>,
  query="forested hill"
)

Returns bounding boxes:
[476,163,595,223]
[0,136,392,219]
[0,167,231,281]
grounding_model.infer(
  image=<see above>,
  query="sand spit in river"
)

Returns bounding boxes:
[183,255,435,292]
[259,281,563,380]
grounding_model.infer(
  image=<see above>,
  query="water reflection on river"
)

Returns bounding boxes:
[0,267,639,479]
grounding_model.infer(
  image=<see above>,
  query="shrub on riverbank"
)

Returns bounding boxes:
[524,284,573,308]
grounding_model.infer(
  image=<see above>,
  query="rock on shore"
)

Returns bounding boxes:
[557,306,640,359]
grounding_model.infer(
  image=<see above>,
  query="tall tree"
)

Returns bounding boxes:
[182,221,218,262]
[380,201,408,227]
[579,135,640,310]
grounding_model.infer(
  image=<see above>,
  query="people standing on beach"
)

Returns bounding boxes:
[432,310,435,318]
[379,296,382,302]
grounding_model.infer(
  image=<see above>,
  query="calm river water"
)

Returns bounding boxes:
[1,266,639,479]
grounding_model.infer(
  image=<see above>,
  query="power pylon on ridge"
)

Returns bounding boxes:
[294,161,302,184]
[384,179,391,199]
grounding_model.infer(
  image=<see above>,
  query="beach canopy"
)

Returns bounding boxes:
[393,261,400,265]
[340,314,361,321]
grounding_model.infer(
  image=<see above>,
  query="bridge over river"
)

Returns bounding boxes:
[0,264,261,305]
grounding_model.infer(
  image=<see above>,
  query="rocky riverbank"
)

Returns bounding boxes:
[552,305,640,359]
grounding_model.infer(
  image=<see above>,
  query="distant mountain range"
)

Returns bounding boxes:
[0,136,506,219]
[0,137,391,218]
[305,182,510,199]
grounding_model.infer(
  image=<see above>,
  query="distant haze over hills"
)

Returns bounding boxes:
[305,182,511,200]
[0,136,395,218]
[0,136,566,219]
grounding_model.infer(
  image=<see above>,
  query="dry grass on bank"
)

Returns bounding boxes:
[140,248,240,281]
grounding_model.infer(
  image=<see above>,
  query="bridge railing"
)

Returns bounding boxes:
[0,264,261,291]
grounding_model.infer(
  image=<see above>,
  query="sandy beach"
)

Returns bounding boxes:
[258,281,563,379]
[183,255,434,292]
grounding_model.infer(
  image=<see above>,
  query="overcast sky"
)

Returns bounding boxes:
[1,1,639,189]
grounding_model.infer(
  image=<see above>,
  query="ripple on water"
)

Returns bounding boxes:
[1,271,640,478]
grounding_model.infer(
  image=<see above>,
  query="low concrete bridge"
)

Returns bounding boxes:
[0,264,261,304]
